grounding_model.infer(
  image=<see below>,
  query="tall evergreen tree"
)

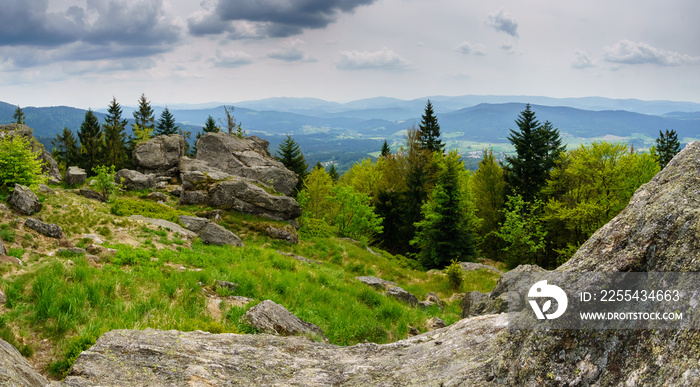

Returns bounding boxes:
[381,140,391,157]
[275,135,308,195]
[102,97,129,169]
[418,100,444,153]
[655,129,680,169]
[155,107,179,136]
[469,148,507,260]
[411,151,477,269]
[327,164,339,181]
[77,109,103,174]
[13,106,25,125]
[133,94,155,135]
[51,127,80,169]
[505,104,564,202]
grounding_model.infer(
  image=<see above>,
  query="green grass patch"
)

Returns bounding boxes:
[110,198,191,223]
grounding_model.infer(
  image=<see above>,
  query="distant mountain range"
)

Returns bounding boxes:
[2,95,698,170]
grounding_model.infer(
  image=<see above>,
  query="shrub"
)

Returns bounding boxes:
[444,259,463,290]
[0,135,46,191]
[91,165,121,200]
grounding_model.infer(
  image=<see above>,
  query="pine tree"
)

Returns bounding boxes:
[275,135,308,195]
[133,94,155,135]
[102,97,129,170]
[13,106,25,125]
[77,109,103,174]
[411,151,476,269]
[51,127,80,169]
[469,148,507,260]
[328,164,339,181]
[381,140,391,157]
[655,129,680,169]
[418,100,444,153]
[505,104,564,202]
[314,161,323,170]
[203,115,220,133]
[155,107,179,136]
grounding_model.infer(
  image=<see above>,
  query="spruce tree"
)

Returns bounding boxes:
[505,104,564,202]
[203,115,220,133]
[655,129,680,169]
[419,100,444,153]
[275,135,308,194]
[381,140,391,157]
[13,106,25,125]
[328,164,339,181]
[51,127,80,169]
[133,94,155,135]
[411,151,476,269]
[77,109,103,174]
[102,97,129,169]
[155,107,179,136]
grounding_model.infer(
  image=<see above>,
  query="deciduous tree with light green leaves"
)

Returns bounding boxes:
[496,194,547,269]
[0,135,46,191]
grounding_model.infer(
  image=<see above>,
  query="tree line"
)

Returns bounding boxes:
[45,95,242,175]
[279,101,681,270]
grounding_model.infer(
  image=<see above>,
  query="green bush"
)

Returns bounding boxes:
[445,259,464,290]
[110,198,190,223]
[91,165,121,200]
[0,135,46,191]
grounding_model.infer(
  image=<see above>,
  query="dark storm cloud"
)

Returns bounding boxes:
[0,0,181,65]
[188,0,377,39]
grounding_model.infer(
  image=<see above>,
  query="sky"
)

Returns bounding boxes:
[1,0,699,109]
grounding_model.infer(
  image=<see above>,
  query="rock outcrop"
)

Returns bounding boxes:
[196,132,298,195]
[243,300,327,341]
[356,276,397,291]
[0,338,48,387]
[9,184,42,215]
[178,157,302,221]
[133,134,186,177]
[54,314,507,387]
[178,215,243,246]
[115,169,156,191]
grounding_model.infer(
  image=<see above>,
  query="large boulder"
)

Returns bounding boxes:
[9,184,42,215]
[196,132,298,195]
[243,300,327,341]
[49,315,507,386]
[39,148,62,183]
[65,166,87,186]
[133,134,186,177]
[0,338,48,386]
[178,215,243,246]
[115,169,156,191]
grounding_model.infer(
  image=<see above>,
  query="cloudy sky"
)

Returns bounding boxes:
[1,0,698,109]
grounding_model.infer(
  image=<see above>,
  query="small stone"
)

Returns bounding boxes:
[0,290,6,304]
[78,188,106,202]
[215,280,238,291]
[24,218,63,239]
[386,286,419,307]
[427,317,446,330]
[243,300,327,341]
[408,327,420,337]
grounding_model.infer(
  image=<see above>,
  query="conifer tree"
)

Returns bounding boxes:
[505,104,564,202]
[102,97,129,169]
[13,106,25,125]
[655,129,680,169]
[77,109,103,174]
[328,164,339,181]
[411,151,476,269]
[418,100,444,153]
[203,115,220,133]
[133,94,155,135]
[155,107,179,136]
[275,135,308,195]
[314,161,323,170]
[381,140,391,157]
[51,127,80,169]
[469,148,507,260]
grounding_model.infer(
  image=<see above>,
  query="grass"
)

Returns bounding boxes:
[0,188,502,381]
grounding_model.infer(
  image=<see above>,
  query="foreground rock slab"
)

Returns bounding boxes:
[0,338,48,386]
[53,314,506,387]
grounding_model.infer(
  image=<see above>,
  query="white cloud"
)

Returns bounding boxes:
[336,47,410,70]
[456,41,485,56]
[267,39,314,62]
[572,50,595,69]
[603,40,699,66]
[212,50,253,68]
[486,8,519,37]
